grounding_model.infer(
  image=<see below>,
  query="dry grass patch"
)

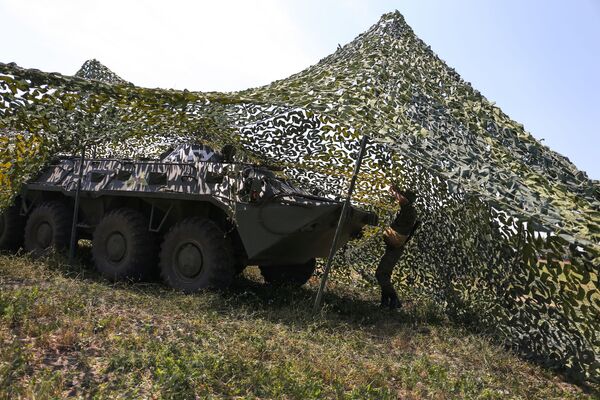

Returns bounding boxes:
[0,254,597,399]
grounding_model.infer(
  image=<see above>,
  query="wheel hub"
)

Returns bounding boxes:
[176,243,203,278]
[106,232,127,262]
[36,222,53,248]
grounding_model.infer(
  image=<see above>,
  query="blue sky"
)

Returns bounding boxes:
[1,0,598,179]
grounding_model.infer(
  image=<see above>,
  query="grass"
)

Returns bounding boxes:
[0,251,597,399]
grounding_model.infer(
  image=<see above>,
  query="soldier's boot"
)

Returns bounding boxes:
[388,291,402,310]
[380,292,390,308]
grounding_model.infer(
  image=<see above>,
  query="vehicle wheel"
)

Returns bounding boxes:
[92,209,156,281]
[24,201,72,257]
[159,217,235,292]
[0,204,25,251]
[259,258,317,287]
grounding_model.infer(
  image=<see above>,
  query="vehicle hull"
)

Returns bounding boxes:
[19,151,377,268]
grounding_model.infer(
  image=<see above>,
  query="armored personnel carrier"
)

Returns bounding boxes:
[0,143,377,291]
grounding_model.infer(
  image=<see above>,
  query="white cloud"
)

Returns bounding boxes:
[1,0,320,91]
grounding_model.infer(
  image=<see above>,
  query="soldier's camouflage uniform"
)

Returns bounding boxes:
[376,202,417,308]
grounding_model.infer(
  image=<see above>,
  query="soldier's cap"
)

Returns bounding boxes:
[391,184,417,204]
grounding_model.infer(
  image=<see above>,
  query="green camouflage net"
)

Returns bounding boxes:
[1,11,598,382]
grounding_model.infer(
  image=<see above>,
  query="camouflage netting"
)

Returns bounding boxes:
[1,11,598,382]
[75,59,132,86]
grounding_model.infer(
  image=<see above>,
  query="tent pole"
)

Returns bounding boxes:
[69,145,86,265]
[313,135,369,312]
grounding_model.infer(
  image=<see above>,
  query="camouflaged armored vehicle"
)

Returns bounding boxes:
[0,143,377,291]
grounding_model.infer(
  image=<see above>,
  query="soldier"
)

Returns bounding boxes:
[376,185,418,309]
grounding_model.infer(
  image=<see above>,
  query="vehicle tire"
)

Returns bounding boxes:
[92,209,156,281]
[259,258,317,287]
[159,217,235,292]
[24,201,72,257]
[0,204,25,251]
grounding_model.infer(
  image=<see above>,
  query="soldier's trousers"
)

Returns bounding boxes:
[375,244,405,299]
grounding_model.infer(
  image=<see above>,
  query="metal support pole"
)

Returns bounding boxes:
[314,135,369,312]
[69,146,86,265]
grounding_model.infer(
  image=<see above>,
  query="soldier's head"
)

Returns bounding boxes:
[221,144,237,163]
[390,184,417,205]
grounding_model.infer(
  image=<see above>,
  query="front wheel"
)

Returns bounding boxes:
[159,217,235,292]
[259,259,317,287]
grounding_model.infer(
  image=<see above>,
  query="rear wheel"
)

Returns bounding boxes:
[24,201,72,257]
[0,204,25,251]
[259,258,317,287]
[159,217,235,292]
[92,209,156,281]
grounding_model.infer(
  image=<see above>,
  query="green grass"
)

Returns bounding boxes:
[0,252,597,399]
